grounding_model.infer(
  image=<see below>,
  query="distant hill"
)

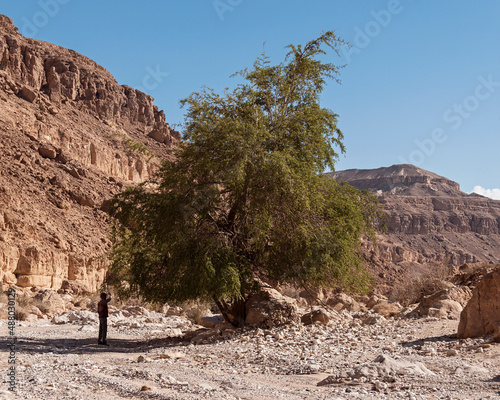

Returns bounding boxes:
[328,164,461,196]
[329,164,500,293]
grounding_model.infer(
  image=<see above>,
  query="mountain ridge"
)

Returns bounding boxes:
[328,164,463,197]
[0,15,178,291]
[330,164,500,293]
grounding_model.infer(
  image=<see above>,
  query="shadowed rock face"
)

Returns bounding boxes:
[457,266,500,338]
[328,165,500,292]
[0,15,179,291]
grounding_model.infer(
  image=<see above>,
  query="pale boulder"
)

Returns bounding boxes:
[326,293,362,312]
[199,315,225,329]
[414,285,472,318]
[245,288,299,328]
[427,299,462,319]
[33,290,66,314]
[371,300,403,318]
[301,308,331,325]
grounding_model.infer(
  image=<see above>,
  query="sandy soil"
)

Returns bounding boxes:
[1,313,500,400]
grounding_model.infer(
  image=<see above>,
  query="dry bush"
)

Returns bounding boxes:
[73,294,93,309]
[103,286,164,312]
[16,294,33,308]
[32,298,49,314]
[15,307,30,321]
[112,294,151,311]
[451,262,499,287]
[281,285,302,300]
[182,300,211,325]
[390,263,452,306]
[87,297,98,311]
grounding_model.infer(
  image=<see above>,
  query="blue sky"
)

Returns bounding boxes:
[2,1,499,196]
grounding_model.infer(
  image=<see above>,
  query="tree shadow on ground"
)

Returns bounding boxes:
[1,335,187,355]
[400,334,456,348]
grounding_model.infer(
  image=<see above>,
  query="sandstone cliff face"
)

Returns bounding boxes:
[0,15,179,291]
[329,165,500,292]
[457,266,500,338]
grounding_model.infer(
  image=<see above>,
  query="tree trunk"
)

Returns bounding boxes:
[213,297,246,327]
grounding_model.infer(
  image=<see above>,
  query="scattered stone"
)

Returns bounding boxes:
[301,308,330,325]
[34,290,66,314]
[199,314,225,328]
[371,300,402,317]
[326,293,362,312]
[454,364,489,375]
[38,144,57,159]
[18,86,37,102]
[350,354,435,380]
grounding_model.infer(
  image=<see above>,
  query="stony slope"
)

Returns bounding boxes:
[329,164,500,291]
[0,15,179,291]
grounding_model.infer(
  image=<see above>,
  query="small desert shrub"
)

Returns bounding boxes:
[390,263,452,306]
[112,294,144,310]
[73,294,92,309]
[87,297,98,311]
[102,286,163,312]
[15,307,30,321]
[16,294,33,308]
[282,285,301,300]
[182,300,211,325]
[32,298,49,313]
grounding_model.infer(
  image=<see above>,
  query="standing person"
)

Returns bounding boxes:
[98,293,111,345]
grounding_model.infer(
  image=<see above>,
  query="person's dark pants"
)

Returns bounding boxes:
[98,317,108,343]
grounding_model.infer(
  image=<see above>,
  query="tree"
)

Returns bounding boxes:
[108,32,382,326]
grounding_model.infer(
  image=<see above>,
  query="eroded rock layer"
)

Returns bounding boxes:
[0,15,179,291]
[329,164,500,291]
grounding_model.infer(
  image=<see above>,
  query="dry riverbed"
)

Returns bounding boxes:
[1,311,500,400]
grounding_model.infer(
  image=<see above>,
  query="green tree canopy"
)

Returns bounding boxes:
[109,32,382,325]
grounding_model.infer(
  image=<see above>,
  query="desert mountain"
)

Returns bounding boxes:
[329,164,500,291]
[0,15,179,291]
[1,13,498,295]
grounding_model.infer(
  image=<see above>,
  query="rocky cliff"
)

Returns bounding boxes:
[329,164,500,291]
[0,15,179,291]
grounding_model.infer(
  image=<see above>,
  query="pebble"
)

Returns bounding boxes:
[7,306,498,400]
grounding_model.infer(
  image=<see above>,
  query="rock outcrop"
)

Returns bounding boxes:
[329,164,500,292]
[245,287,299,328]
[457,267,500,338]
[0,15,179,291]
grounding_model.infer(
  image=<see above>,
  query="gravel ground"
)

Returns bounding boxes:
[1,312,499,400]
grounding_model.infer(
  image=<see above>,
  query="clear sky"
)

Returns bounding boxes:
[2,1,499,197]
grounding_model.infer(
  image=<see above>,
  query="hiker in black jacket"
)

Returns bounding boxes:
[97,293,111,345]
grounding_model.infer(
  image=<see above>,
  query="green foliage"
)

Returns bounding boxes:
[109,31,383,309]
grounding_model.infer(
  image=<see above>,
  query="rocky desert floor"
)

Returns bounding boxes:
[1,308,500,400]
